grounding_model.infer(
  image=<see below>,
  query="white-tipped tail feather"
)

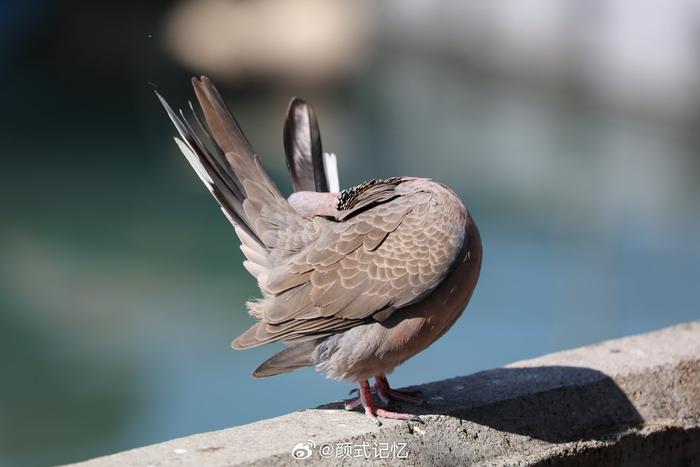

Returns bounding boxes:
[323,152,339,192]
[174,137,213,186]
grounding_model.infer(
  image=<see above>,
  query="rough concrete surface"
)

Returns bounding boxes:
[70,321,700,466]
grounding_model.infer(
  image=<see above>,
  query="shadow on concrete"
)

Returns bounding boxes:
[322,365,643,443]
[427,366,643,443]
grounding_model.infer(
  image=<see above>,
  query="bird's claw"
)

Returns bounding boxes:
[370,408,424,423]
[350,379,427,426]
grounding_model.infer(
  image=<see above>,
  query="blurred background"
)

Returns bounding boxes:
[1,0,700,465]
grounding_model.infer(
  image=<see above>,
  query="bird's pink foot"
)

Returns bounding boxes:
[349,380,423,426]
[375,374,425,406]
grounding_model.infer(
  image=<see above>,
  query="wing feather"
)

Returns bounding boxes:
[233,182,467,348]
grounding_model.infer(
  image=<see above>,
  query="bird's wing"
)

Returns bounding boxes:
[234,179,467,349]
[158,79,464,351]
[283,98,334,193]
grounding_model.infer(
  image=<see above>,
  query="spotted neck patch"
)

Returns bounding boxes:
[336,177,403,211]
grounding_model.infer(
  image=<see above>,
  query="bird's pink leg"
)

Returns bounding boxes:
[350,380,423,426]
[374,374,424,405]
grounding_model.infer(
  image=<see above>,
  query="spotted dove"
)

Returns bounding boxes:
[157,77,482,424]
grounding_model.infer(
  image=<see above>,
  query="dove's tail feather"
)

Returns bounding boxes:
[252,339,321,378]
[157,76,291,260]
[284,98,338,193]
[323,152,340,192]
[156,90,261,248]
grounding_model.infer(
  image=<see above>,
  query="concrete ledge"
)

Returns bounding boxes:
[71,322,700,466]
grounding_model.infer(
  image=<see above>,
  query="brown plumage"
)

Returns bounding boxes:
[158,76,482,424]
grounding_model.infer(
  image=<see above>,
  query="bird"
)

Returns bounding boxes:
[157,76,482,424]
